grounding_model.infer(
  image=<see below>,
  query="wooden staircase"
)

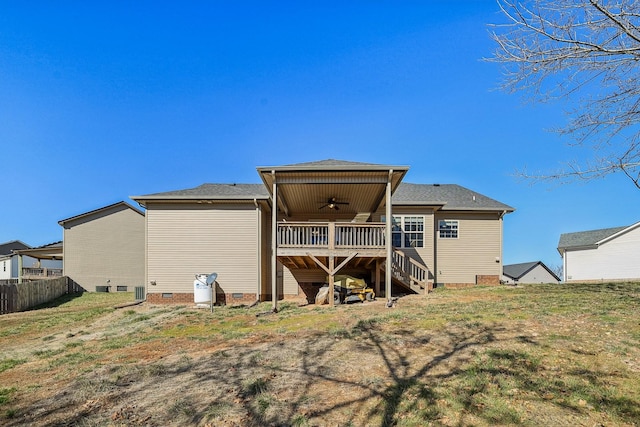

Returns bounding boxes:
[382,248,433,295]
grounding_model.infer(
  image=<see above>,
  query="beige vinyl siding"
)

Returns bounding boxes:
[435,212,502,284]
[62,206,144,291]
[146,203,260,295]
[392,208,435,277]
[283,267,325,291]
[260,203,272,296]
[282,266,304,295]
[373,207,436,277]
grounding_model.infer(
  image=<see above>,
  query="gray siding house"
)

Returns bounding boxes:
[58,201,145,292]
[132,159,514,308]
[502,261,560,284]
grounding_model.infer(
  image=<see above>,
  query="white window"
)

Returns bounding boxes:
[391,215,424,248]
[438,220,458,238]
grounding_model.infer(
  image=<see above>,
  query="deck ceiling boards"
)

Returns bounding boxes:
[279,182,387,215]
[260,170,405,216]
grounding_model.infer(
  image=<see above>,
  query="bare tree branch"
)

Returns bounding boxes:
[489,0,640,189]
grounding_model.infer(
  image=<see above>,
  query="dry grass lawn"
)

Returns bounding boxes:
[1,282,639,426]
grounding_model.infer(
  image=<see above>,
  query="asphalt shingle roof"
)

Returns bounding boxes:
[0,240,30,256]
[281,159,384,168]
[558,226,628,250]
[135,183,269,200]
[503,261,560,282]
[393,183,514,211]
[133,181,513,211]
[503,262,540,279]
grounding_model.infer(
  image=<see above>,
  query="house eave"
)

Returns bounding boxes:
[558,244,598,252]
[595,220,640,245]
[132,196,271,208]
[58,201,144,226]
[256,162,410,173]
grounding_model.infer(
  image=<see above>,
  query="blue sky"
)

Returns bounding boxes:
[2,1,639,270]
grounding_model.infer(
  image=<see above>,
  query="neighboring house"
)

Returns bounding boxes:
[0,240,63,282]
[132,159,514,307]
[58,201,145,292]
[0,240,30,281]
[502,261,560,285]
[558,222,640,283]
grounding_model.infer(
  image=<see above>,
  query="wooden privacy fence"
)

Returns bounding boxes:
[0,276,77,315]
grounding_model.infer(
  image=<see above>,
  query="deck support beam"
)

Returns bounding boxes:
[271,171,278,312]
[18,255,23,284]
[385,170,392,301]
[307,251,358,305]
[375,258,381,297]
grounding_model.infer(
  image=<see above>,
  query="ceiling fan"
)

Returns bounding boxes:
[319,197,349,210]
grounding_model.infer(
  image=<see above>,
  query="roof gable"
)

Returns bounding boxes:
[59,201,144,226]
[597,221,640,245]
[558,225,631,251]
[503,261,560,281]
[260,158,408,171]
[0,240,30,256]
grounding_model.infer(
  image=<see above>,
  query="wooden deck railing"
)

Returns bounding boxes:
[277,221,432,294]
[22,267,64,278]
[391,248,432,292]
[277,222,386,249]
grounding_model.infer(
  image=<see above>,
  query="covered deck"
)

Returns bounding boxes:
[13,242,63,284]
[257,159,427,311]
[277,221,430,296]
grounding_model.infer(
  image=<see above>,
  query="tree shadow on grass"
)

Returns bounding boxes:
[8,312,640,426]
[449,348,640,425]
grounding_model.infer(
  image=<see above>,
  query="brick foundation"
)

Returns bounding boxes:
[146,292,195,304]
[146,292,301,305]
[147,292,257,305]
[476,275,500,286]
[441,275,501,289]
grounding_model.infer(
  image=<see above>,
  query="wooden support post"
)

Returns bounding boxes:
[328,256,335,306]
[271,172,278,312]
[18,255,23,284]
[375,258,381,297]
[385,171,392,301]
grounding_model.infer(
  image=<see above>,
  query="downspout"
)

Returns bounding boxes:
[254,199,262,303]
[500,210,506,280]
[144,205,148,300]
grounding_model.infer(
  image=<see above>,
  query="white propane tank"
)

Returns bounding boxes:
[194,274,212,305]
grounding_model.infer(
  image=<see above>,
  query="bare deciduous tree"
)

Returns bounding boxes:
[489,0,640,189]
[550,263,564,281]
